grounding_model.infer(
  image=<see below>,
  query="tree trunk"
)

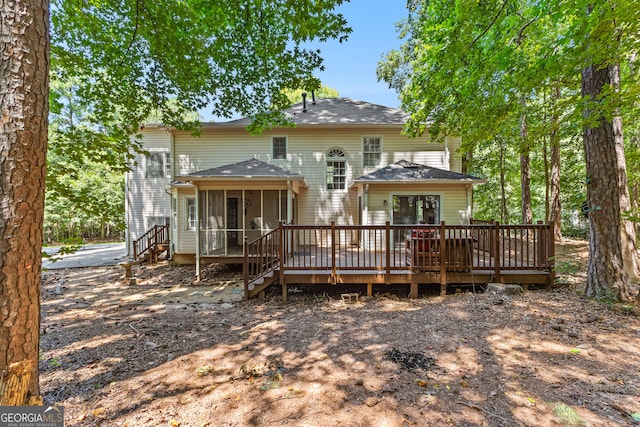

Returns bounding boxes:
[549,85,562,241]
[582,62,635,301]
[499,139,508,223]
[520,98,532,224]
[0,0,49,404]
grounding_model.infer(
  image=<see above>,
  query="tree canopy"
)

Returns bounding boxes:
[378,0,640,301]
[51,0,351,135]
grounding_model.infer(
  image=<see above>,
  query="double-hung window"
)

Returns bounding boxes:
[363,136,381,167]
[186,197,196,230]
[272,136,287,160]
[146,151,171,178]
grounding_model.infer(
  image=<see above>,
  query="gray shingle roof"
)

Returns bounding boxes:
[214,97,408,126]
[354,160,485,183]
[184,158,304,180]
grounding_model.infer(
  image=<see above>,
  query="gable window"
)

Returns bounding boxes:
[186,197,196,230]
[363,136,381,167]
[272,136,287,160]
[146,151,171,178]
[326,147,346,190]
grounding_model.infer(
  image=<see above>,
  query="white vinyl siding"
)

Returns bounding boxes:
[125,128,172,255]
[172,126,452,230]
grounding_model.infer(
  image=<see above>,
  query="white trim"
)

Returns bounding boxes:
[271,135,288,160]
[388,191,445,225]
[362,135,383,168]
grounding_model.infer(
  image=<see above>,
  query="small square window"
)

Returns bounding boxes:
[272,137,287,160]
[363,137,381,167]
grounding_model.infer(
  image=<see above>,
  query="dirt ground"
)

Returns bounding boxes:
[40,240,640,426]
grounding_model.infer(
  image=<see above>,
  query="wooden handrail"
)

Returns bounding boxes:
[133,224,169,260]
[244,228,281,290]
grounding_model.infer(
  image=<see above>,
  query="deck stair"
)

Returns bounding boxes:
[247,269,280,298]
[133,224,170,264]
[244,228,281,299]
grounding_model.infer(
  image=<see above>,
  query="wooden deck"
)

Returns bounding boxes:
[243,221,555,300]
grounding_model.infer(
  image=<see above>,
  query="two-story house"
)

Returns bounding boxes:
[125,97,484,265]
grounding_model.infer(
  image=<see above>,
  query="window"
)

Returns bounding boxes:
[146,152,171,178]
[363,136,381,167]
[326,147,346,190]
[146,216,170,229]
[392,195,441,225]
[272,136,287,159]
[186,197,196,230]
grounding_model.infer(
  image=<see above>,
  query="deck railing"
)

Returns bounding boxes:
[243,228,281,291]
[133,224,170,260]
[243,221,555,289]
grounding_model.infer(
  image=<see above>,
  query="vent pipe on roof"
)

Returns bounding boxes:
[311,90,316,105]
[302,92,307,113]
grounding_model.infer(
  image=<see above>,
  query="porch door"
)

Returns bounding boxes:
[227,198,238,246]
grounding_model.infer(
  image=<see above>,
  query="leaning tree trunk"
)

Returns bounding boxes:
[0,0,49,404]
[582,62,636,301]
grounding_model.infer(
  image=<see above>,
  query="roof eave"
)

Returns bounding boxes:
[351,178,487,187]
[174,175,309,188]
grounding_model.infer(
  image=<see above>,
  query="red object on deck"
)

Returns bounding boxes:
[411,227,434,252]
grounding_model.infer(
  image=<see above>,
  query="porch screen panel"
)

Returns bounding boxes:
[199,190,224,255]
[263,190,280,230]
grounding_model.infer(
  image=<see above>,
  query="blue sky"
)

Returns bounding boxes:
[204,1,408,120]
[310,0,408,108]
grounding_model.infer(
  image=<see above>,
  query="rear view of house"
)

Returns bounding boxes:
[125,97,482,263]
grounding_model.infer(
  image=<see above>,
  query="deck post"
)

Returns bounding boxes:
[493,221,501,283]
[243,236,249,300]
[536,220,544,268]
[331,221,337,285]
[439,221,447,295]
[410,283,419,299]
[385,221,391,284]
[280,222,287,301]
[548,220,555,289]
[367,283,373,296]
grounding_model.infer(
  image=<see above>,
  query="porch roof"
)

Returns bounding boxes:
[353,160,486,185]
[175,158,309,187]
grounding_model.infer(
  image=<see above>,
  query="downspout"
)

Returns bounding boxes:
[194,183,201,281]
[125,171,131,256]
